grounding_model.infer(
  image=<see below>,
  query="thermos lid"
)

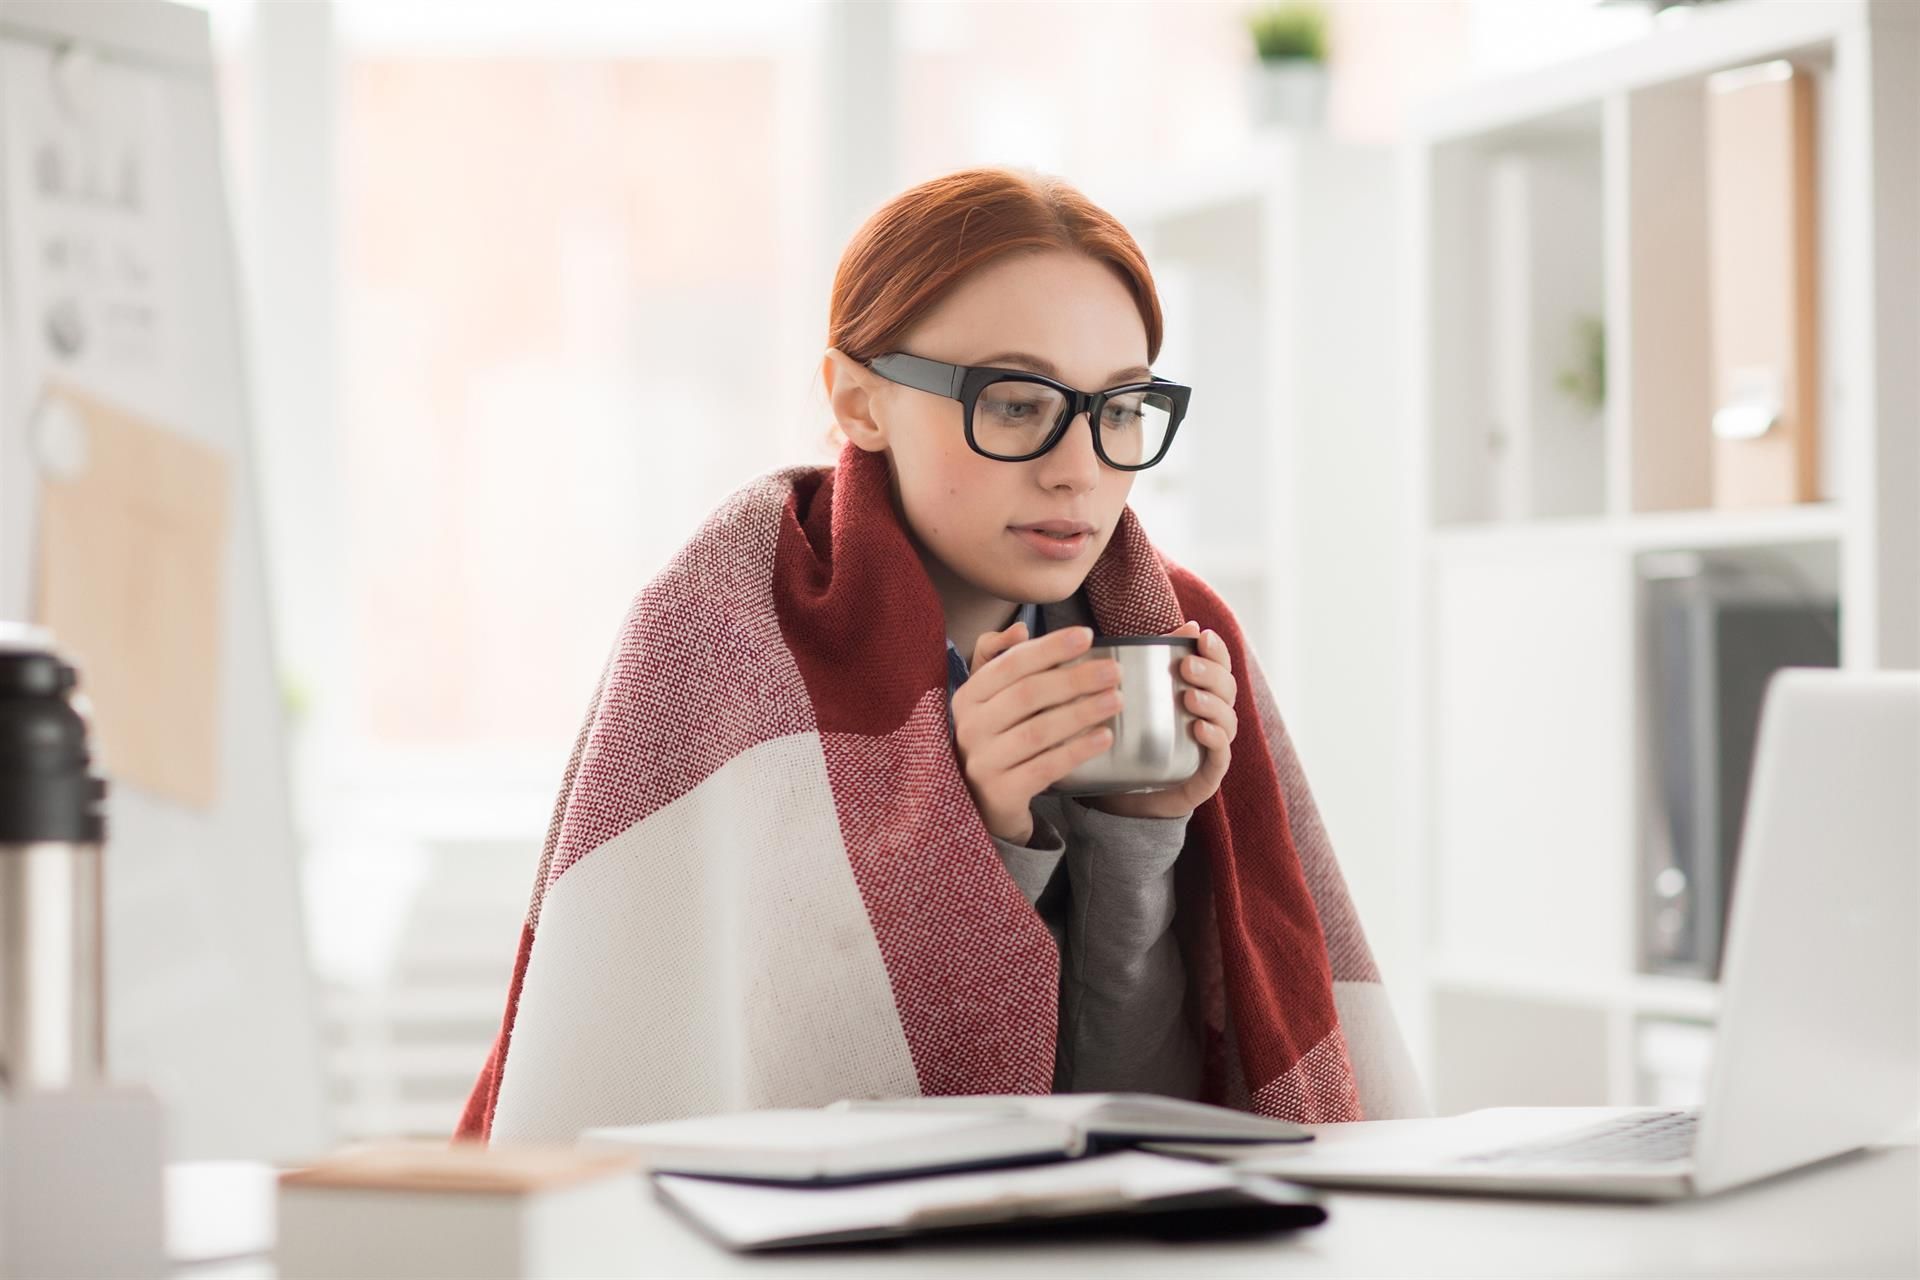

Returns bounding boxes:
[0,626,107,844]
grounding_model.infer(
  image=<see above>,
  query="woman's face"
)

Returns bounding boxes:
[828,248,1150,608]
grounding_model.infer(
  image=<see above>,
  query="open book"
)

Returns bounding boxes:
[580,1093,1311,1185]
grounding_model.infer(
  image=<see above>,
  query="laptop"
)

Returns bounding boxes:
[1226,668,1919,1200]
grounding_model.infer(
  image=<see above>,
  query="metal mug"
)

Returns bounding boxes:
[1044,636,1204,796]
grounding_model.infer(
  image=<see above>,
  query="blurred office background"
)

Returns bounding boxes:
[63,0,1906,1146]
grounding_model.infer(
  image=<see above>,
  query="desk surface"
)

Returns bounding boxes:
[184,1140,1917,1279]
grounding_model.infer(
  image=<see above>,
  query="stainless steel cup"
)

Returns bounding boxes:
[1044,636,1203,797]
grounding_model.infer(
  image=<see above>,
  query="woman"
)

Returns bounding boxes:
[458,167,1424,1142]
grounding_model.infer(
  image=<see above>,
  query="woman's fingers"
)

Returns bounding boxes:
[1174,626,1237,784]
[969,620,1028,676]
[1193,716,1235,753]
[959,624,1094,706]
[971,685,1122,774]
[1006,723,1115,798]
[971,657,1121,740]
[1180,630,1238,713]
[1184,685,1238,735]
[1182,655,1235,698]
[1203,627,1233,673]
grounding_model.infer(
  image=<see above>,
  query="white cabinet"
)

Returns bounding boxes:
[1407,0,1918,1112]
[1431,545,1633,991]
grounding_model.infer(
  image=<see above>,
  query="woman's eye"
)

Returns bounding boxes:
[1103,404,1143,428]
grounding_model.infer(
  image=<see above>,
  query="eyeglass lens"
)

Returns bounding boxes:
[972,377,1176,467]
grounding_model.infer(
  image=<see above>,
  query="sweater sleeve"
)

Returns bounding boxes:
[1054,801,1201,1099]
[986,804,1067,907]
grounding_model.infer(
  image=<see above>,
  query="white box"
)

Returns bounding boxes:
[0,1084,167,1280]
[276,1143,649,1279]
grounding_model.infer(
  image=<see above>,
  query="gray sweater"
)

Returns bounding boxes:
[989,795,1201,1097]
[947,592,1202,1099]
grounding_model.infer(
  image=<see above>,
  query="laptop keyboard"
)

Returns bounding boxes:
[1458,1109,1699,1167]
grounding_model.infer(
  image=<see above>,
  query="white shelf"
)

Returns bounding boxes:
[1631,973,1722,1022]
[1415,0,1864,142]
[1427,502,1846,555]
[1430,962,1722,1023]
[1429,960,1620,1011]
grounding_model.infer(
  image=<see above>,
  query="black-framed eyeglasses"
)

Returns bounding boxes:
[865,351,1191,471]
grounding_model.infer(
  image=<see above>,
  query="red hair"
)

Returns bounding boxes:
[828,167,1163,366]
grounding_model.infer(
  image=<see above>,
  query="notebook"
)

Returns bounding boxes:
[580,1093,1311,1185]
[653,1150,1327,1252]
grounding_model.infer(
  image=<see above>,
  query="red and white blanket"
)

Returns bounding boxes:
[458,443,1426,1142]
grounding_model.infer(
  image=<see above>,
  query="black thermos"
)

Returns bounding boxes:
[0,629,109,1092]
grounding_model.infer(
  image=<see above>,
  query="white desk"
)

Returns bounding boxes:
[178,1138,1916,1278]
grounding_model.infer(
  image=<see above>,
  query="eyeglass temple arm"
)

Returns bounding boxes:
[869,352,965,399]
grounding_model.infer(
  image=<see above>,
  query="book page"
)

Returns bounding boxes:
[586,1106,1074,1179]
[590,1108,997,1152]
[836,1093,1310,1141]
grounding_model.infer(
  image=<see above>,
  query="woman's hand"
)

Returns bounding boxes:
[1086,620,1238,822]
[953,623,1124,846]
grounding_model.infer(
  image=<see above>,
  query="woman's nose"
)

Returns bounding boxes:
[1036,411,1101,489]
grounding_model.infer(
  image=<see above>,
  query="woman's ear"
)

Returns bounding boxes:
[821,348,890,453]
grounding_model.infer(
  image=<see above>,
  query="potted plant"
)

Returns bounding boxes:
[1247,2,1330,131]
[1556,314,1607,416]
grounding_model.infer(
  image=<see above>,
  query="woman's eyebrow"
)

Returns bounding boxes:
[974,351,1153,385]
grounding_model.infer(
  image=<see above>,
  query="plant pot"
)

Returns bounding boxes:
[1248,57,1328,131]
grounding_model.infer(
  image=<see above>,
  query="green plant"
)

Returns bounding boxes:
[1556,314,1606,412]
[280,670,313,729]
[1248,2,1328,64]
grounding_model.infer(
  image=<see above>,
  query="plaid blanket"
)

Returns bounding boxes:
[458,443,1426,1142]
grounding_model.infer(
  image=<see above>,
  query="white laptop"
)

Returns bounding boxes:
[1227,668,1919,1200]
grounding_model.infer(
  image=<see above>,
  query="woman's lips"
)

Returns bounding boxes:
[1011,526,1093,560]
